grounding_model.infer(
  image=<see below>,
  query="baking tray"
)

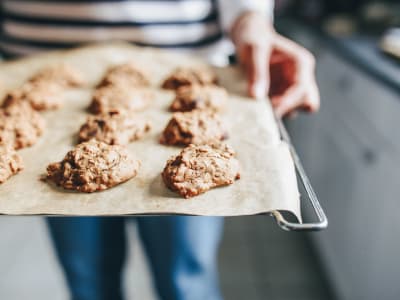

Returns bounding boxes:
[0,44,327,230]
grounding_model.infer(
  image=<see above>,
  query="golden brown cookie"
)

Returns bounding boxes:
[29,64,84,88]
[46,140,140,193]
[162,143,240,198]
[3,81,63,111]
[0,101,45,150]
[160,110,228,146]
[78,111,151,145]
[89,84,153,114]
[98,62,150,88]
[162,66,218,90]
[170,84,228,112]
[0,146,24,184]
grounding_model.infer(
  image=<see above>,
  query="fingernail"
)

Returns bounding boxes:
[254,81,266,99]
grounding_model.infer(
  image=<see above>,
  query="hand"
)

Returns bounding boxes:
[232,12,320,117]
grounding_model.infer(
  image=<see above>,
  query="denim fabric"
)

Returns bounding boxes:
[47,216,224,300]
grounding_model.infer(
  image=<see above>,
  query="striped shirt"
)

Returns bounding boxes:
[0,0,272,65]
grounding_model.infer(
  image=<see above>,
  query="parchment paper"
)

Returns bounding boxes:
[0,43,300,219]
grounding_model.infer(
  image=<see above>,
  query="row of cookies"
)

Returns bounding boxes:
[160,67,240,198]
[0,65,84,184]
[81,63,153,145]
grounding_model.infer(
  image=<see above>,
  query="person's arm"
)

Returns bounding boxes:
[218,1,320,117]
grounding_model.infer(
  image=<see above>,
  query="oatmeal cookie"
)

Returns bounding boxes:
[0,146,24,184]
[170,84,228,112]
[160,110,228,146]
[0,101,45,150]
[78,111,151,145]
[29,64,84,88]
[98,62,150,88]
[3,80,63,111]
[162,66,218,90]
[89,84,153,114]
[162,143,240,198]
[46,140,140,192]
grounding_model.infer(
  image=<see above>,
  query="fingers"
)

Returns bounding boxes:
[245,43,270,99]
[303,78,320,113]
[273,34,316,68]
[271,33,320,118]
[274,78,320,117]
[231,12,273,100]
[273,85,304,117]
[286,111,298,119]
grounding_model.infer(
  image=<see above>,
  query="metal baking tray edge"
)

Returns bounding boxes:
[271,116,328,231]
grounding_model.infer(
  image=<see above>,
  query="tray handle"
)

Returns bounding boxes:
[271,117,328,231]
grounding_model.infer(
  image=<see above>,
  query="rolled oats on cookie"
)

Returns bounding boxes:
[0,146,24,184]
[46,140,140,193]
[162,143,240,198]
[170,84,228,112]
[29,64,84,88]
[0,101,45,149]
[89,84,153,114]
[3,81,63,111]
[160,110,228,146]
[162,66,218,90]
[98,62,150,88]
[78,111,151,145]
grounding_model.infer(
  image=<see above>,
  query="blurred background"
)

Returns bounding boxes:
[0,0,399,299]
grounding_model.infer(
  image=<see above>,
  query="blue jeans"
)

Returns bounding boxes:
[47,217,223,300]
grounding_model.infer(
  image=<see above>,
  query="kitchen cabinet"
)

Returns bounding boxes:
[281,21,400,300]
